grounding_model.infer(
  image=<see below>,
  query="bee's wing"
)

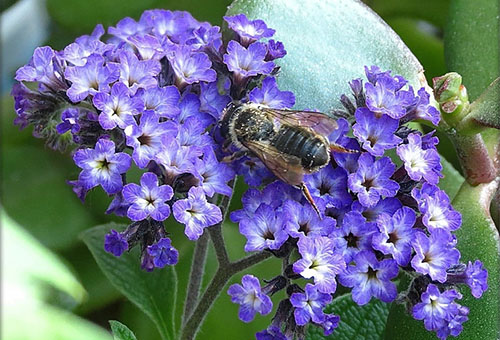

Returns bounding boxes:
[261,107,338,136]
[243,140,304,186]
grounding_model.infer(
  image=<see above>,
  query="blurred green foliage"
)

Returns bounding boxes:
[2,0,479,339]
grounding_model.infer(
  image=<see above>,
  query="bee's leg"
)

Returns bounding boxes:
[300,182,321,216]
[330,143,359,154]
[222,139,232,152]
[222,150,249,163]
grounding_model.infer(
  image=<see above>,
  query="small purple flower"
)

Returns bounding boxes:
[290,283,332,326]
[65,54,120,102]
[465,260,488,298]
[63,26,112,66]
[172,186,222,240]
[352,108,401,156]
[224,14,275,46]
[93,82,143,130]
[147,238,179,268]
[397,133,442,184]
[127,34,165,61]
[364,74,414,119]
[73,138,131,194]
[104,229,128,256]
[372,207,416,266]
[175,93,211,126]
[108,16,150,41]
[436,305,469,340]
[351,197,402,223]
[199,81,231,120]
[331,211,377,263]
[338,250,399,305]
[406,87,441,126]
[186,24,222,52]
[321,314,340,336]
[305,165,352,208]
[136,85,180,118]
[348,153,399,208]
[248,77,295,109]
[223,41,274,81]
[122,172,174,221]
[124,111,177,168]
[256,326,288,340]
[16,46,65,89]
[155,137,197,178]
[117,50,161,95]
[283,200,336,239]
[419,189,462,234]
[227,274,273,322]
[266,39,286,60]
[239,204,289,252]
[411,230,461,283]
[412,284,462,332]
[234,157,273,187]
[293,236,345,294]
[195,147,235,197]
[56,108,81,135]
[167,46,216,87]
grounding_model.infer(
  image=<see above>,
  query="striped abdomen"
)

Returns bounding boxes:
[271,125,329,170]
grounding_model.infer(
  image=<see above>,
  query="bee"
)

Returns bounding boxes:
[220,102,350,214]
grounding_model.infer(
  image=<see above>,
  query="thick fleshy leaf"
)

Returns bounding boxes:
[110,320,138,340]
[444,0,499,100]
[81,224,178,340]
[306,294,389,340]
[460,77,500,130]
[384,181,500,339]
[226,0,426,112]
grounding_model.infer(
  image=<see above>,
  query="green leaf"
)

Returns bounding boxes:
[306,294,389,340]
[3,211,112,340]
[110,320,138,340]
[460,77,500,131]
[384,181,500,339]
[444,0,500,100]
[226,0,426,113]
[81,224,178,340]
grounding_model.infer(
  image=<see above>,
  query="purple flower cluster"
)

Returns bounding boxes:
[13,9,488,339]
[227,66,487,339]
[12,11,289,271]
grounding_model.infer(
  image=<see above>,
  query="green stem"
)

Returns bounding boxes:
[182,231,209,326]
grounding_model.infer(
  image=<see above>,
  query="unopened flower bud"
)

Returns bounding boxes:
[432,73,469,124]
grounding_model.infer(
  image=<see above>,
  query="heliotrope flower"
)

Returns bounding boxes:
[194,147,235,197]
[239,204,289,252]
[117,50,161,95]
[397,133,442,184]
[351,197,402,223]
[93,82,143,130]
[15,46,66,90]
[199,81,231,120]
[411,229,460,283]
[227,274,273,322]
[412,284,464,332]
[372,207,416,266]
[364,74,414,119]
[331,210,376,263]
[104,229,128,256]
[124,111,177,168]
[339,250,399,305]
[293,236,345,294]
[417,189,462,234]
[56,108,81,135]
[224,14,275,46]
[147,237,179,268]
[167,46,216,87]
[353,107,401,156]
[265,39,286,60]
[122,172,174,221]
[223,41,274,81]
[65,54,120,102]
[248,77,295,109]
[464,260,488,298]
[290,283,332,326]
[348,153,399,208]
[73,138,131,194]
[305,165,352,208]
[136,85,180,118]
[283,200,336,239]
[172,186,222,240]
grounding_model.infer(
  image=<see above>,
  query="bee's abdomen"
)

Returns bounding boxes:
[272,126,329,170]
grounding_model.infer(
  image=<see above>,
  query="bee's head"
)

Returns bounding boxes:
[219,101,240,139]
